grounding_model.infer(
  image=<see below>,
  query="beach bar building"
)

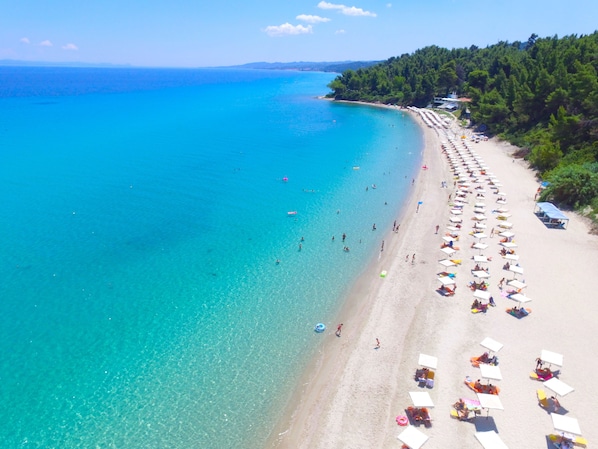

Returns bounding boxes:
[534,202,569,229]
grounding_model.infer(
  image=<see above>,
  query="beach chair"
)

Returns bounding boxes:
[574,436,588,447]
[426,370,435,388]
[536,389,548,408]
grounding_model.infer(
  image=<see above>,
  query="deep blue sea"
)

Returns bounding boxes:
[0,67,422,448]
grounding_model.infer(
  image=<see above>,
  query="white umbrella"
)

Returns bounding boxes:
[498,231,514,238]
[480,337,503,353]
[476,393,504,418]
[503,254,519,261]
[473,232,488,239]
[544,378,574,397]
[397,426,429,449]
[551,413,582,435]
[507,265,523,275]
[440,247,456,256]
[473,222,487,229]
[509,293,532,304]
[442,236,457,243]
[541,350,564,367]
[473,208,486,214]
[479,364,502,381]
[500,242,517,248]
[498,222,513,229]
[475,431,508,449]
[495,207,509,213]
[449,216,463,223]
[473,290,490,301]
[475,202,486,207]
[418,353,438,370]
[446,226,460,231]
[496,191,507,196]
[507,279,526,290]
[438,259,457,268]
[473,214,487,221]
[474,255,489,263]
[497,213,512,219]
[438,276,456,286]
[409,391,435,408]
[472,270,490,279]
[451,209,463,215]
[472,243,489,250]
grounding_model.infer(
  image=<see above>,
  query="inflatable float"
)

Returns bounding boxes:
[314,323,326,333]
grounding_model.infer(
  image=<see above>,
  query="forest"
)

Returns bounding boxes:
[326,32,598,222]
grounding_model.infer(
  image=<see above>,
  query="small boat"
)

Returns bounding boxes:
[287,211,297,216]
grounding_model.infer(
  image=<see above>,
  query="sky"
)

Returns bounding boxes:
[1,0,597,68]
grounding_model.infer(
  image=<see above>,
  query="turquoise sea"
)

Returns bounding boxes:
[0,67,422,448]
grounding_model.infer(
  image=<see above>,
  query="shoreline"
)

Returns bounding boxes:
[266,102,598,448]
[265,104,451,448]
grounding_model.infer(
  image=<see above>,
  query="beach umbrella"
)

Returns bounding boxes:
[500,241,517,249]
[409,391,435,408]
[437,276,456,286]
[497,213,512,219]
[440,247,456,256]
[473,222,487,229]
[438,259,457,268]
[473,290,490,301]
[446,226,460,232]
[495,207,509,213]
[480,337,503,354]
[506,279,527,290]
[474,255,490,263]
[474,431,508,449]
[541,350,564,368]
[544,378,574,397]
[479,364,502,382]
[476,393,504,418]
[507,265,524,278]
[450,209,463,215]
[442,236,457,243]
[472,242,489,250]
[503,254,519,261]
[551,413,582,436]
[473,207,486,214]
[473,232,488,239]
[418,354,438,370]
[472,270,490,279]
[498,231,515,238]
[508,293,532,305]
[449,216,463,223]
[475,202,486,207]
[498,222,513,229]
[397,426,429,449]
[496,191,507,196]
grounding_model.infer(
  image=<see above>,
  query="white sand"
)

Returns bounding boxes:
[267,108,598,449]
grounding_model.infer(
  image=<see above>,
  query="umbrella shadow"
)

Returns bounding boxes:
[474,416,498,432]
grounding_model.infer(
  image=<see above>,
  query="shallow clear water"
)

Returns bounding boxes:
[0,67,422,448]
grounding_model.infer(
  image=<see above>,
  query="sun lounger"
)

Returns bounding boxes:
[536,389,548,408]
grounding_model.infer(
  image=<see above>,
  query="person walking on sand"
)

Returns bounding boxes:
[405,254,409,262]
[375,338,380,349]
[498,277,505,289]
[412,253,416,264]
[381,240,384,252]
[551,396,561,412]
[336,323,343,337]
[490,227,495,237]
[435,225,440,234]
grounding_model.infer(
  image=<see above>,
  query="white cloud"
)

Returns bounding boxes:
[335,29,346,34]
[264,23,313,37]
[317,1,376,17]
[296,14,331,23]
[62,43,79,51]
[20,37,30,44]
[386,3,392,7]
[40,40,53,47]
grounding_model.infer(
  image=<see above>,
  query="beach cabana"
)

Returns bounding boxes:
[503,254,519,261]
[397,426,429,449]
[507,265,523,278]
[551,413,582,436]
[535,202,569,229]
[541,350,563,369]
[474,431,508,449]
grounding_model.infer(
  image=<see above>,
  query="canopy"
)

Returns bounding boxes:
[480,337,503,353]
[472,270,490,279]
[472,243,489,250]
[474,255,489,263]
[475,431,509,449]
[409,391,435,408]
[500,242,517,248]
[507,265,524,275]
[473,233,488,239]
[536,202,569,220]
[509,293,532,304]
[544,378,574,397]
[438,259,457,268]
[480,364,502,381]
[476,393,504,410]
[503,254,519,261]
[451,209,463,215]
[473,290,490,301]
[507,279,526,289]
[499,231,515,238]
[442,236,457,243]
[498,222,513,229]
[440,247,456,256]
[397,426,429,449]
[438,276,456,286]
[541,350,564,367]
[449,216,463,223]
[418,353,438,370]
[551,413,582,435]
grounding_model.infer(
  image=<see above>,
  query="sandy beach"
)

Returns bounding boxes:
[267,105,598,449]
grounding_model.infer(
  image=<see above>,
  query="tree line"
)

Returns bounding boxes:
[326,33,598,220]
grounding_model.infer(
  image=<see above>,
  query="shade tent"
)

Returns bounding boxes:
[544,378,574,397]
[480,364,502,381]
[397,426,429,449]
[535,202,570,229]
[541,350,564,367]
[418,354,438,370]
[551,413,582,435]
[473,290,490,301]
[473,233,488,239]
[480,337,503,353]
[475,431,509,449]
[409,391,435,408]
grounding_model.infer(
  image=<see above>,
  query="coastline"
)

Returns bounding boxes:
[266,103,598,448]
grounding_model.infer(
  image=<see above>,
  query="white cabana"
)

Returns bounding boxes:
[473,290,490,301]
[473,214,487,221]
[442,236,457,243]
[418,353,438,370]
[446,225,460,232]
[449,216,463,223]
[551,413,582,435]
[451,209,463,215]
[475,431,509,449]
[473,222,487,229]
[541,350,564,367]
[498,222,513,229]
[397,426,429,449]
[544,378,574,397]
[480,337,503,353]
[480,364,502,381]
[409,391,435,408]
